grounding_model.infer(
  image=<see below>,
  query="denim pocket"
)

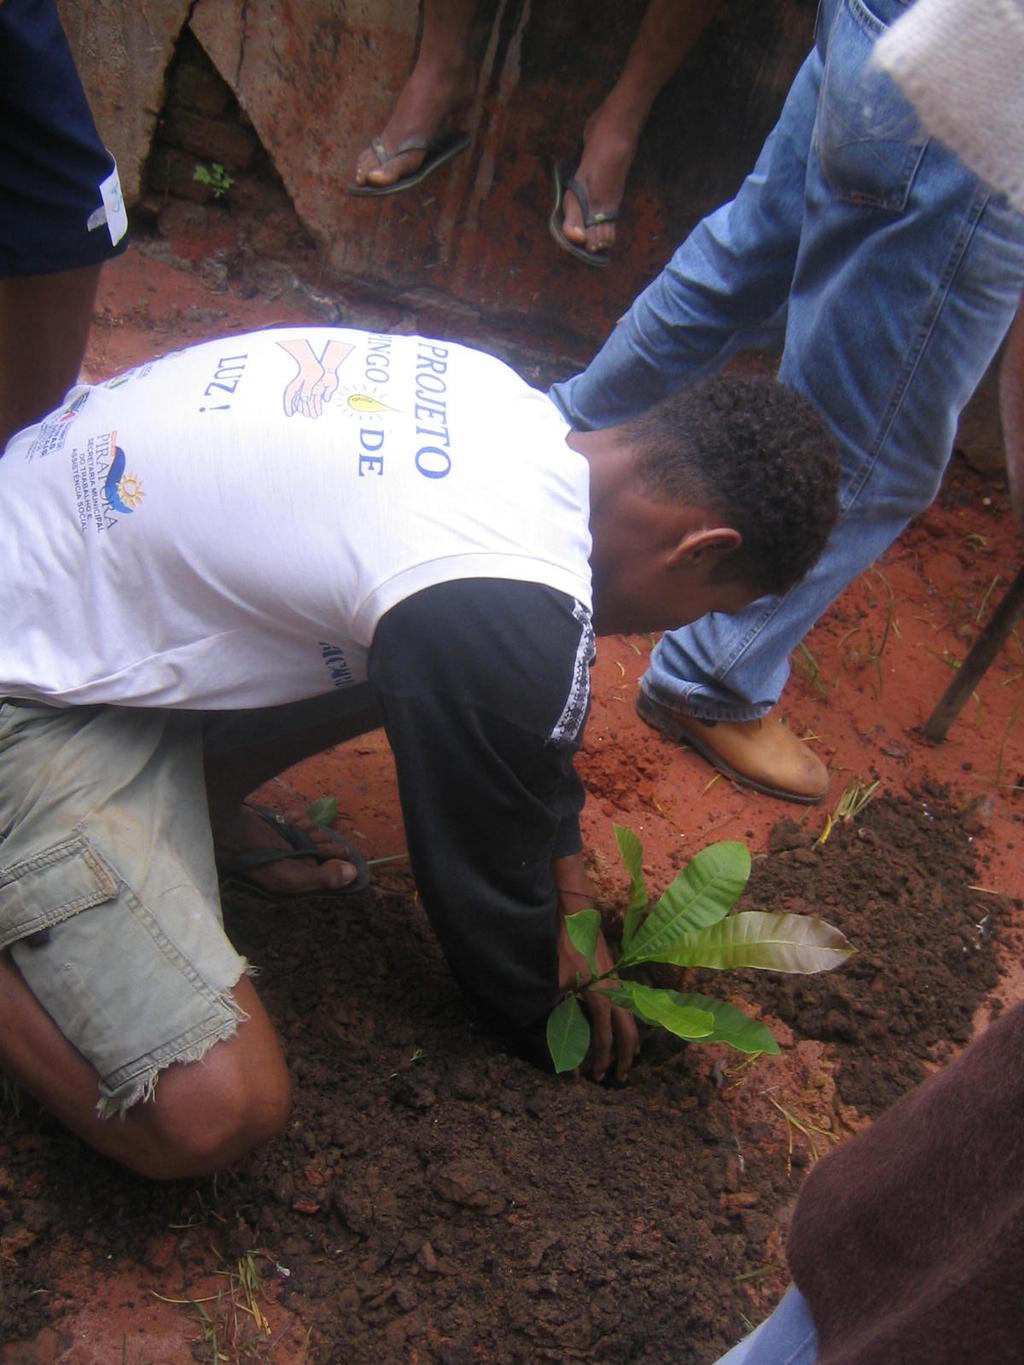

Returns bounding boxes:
[815,0,927,211]
[0,833,119,951]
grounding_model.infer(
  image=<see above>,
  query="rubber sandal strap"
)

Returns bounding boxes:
[248,803,317,853]
[565,174,619,229]
[369,132,457,167]
[217,804,370,886]
[390,135,434,157]
[350,132,469,197]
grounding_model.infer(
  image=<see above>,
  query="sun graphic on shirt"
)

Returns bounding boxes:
[343,391,395,416]
[116,473,145,507]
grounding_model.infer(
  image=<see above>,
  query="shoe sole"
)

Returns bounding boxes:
[634,692,828,806]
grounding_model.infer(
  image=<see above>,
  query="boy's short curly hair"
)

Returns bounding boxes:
[626,374,840,598]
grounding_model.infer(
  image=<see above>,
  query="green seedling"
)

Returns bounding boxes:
[193,161,235,200]
[153,1245,285,1359]
[841,571,897,694]
[790,641,829,698]
[547,826,854,1073]
[306,796,338,828]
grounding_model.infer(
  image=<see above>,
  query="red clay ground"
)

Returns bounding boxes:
[1,231,1022,1363]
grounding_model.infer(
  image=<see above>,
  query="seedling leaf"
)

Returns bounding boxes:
[565,907,601,978]
[307,796,338,828]
[669,990,780,1055]
[665,911,855,973]
[609,981,714,1040]
[622,841,751,965]
[614,823,648,948]
[546,995,590,1073]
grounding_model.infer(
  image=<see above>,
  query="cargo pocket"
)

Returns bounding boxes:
[0,833,119,951]
[814,0,927,212]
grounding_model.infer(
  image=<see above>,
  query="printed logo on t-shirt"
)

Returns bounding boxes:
[70,431,144,534]
[24,391,90,461]
[319,641,354,688]
[105,362,154,390]
[276,338,357,421]
[348,333,457,482]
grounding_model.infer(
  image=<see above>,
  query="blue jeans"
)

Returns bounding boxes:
[550,0,1024,721]
[713,1287,818,1365]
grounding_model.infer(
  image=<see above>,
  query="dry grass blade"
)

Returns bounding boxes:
[764,1091,838,1174]
[816,778,881,846]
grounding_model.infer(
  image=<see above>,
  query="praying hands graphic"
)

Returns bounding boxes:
[277,338,355,418]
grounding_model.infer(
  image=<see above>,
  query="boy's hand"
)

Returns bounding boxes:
[556,919,639,1082]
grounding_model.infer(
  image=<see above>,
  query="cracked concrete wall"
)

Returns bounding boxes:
[55,0,191,203]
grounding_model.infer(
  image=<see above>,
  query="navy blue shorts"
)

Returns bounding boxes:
[0,0,128,278]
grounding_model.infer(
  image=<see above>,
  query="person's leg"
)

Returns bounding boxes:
[641,0,1024,793]
[549,42,822,428]
[712,1286,818,1365]
[559,0,721,260]
[203,686,384,898]
[351,0,477,191]
[0,961,289,1180]
[0,264,101,448]
[0,0,128,448]
[0,700,290,1179]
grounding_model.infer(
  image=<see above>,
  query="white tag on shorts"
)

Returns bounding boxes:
[89,164,128,245]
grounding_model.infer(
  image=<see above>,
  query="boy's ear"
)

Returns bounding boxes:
[667,526,742,568]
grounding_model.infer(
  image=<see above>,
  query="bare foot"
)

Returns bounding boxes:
[353,61,473,189]
[216,804,362,898]
[560,105,643,257]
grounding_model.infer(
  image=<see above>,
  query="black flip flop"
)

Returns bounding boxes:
[548,160,616,268]
[347,131,470,197]
[217,804,370,899]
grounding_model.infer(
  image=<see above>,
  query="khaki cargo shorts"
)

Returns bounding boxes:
[0,689,376,1116]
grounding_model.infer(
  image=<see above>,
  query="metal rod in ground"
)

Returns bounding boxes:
[923,562,1024,741]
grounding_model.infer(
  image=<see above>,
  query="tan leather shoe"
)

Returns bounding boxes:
[636,691,829,804]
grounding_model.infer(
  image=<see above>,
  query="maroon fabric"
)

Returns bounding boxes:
[786,1002,1024,1364]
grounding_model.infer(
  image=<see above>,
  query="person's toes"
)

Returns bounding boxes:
[353,145,381,185]
[586,217,616,255]
[353,142,412,187]
[361,140,431,188]
[282,819,361,890]
[318,857,360,891]
[561,187,588,246]
[562,183,617,254]
[368,154,419,186]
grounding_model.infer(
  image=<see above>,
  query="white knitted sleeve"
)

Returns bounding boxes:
[873,0,1024,212]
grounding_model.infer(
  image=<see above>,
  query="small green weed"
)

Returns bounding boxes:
[306,796,338,828]
[790,642,829,698]
[153,1245,287,1361]
[193,162,235,200]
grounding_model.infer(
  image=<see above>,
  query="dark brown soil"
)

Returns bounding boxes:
[0,793,1009,1364]
[732,791,1007,1114]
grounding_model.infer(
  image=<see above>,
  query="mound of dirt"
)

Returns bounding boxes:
[730,790,1006,1115]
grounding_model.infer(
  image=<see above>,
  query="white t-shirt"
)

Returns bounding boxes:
[1,328,592,709]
